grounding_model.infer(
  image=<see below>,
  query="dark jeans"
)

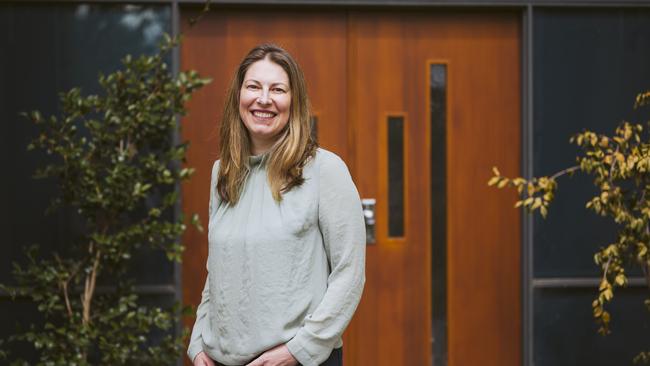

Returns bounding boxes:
[214,347,342,366]
[310,347,342,366]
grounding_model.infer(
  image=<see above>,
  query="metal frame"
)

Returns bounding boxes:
[5,0,650,6]
[174,0,650,6]
[171,2,184,366]
[522,5,534,366]
[3,2,648,366]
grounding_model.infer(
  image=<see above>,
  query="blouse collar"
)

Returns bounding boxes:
[249,151,270,166]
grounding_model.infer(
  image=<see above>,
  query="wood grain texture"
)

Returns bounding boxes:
[349,10,521,366]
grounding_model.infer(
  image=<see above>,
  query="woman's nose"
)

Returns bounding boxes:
[256,89,271,105]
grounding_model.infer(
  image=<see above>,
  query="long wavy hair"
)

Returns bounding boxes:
[217,44,318,204]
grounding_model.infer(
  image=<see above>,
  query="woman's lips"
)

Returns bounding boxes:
[251,110,276,119]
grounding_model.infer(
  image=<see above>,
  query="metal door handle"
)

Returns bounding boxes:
[362,198,376,244]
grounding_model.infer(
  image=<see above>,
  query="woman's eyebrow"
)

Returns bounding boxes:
[243,79,288,87]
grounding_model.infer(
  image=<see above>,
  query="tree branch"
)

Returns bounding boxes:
[602,256,613,284]
[609,145,620,186]
[550,165,580,181]
[82,243,102,325]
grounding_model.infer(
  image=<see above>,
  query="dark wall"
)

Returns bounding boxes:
[0,3,173,361]
[532,8,650,366]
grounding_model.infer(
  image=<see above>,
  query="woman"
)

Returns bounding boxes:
[188,44,366,366]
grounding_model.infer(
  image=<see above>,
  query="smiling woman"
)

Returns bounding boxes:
[187,44,366,366]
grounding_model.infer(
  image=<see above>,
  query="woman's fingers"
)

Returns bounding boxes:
[245,356,263,366]
[194,352,216,366]
[244,344,298,366]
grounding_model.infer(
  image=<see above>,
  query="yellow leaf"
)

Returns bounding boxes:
[602,311,611,323]
[497,179,508,188]
[488,176,500,186]
[492,166,500,176]
[615,274,626,286]
[592,300,599,308]
[600,136,609,148]
[593,307,602,317]
[604,155,612,165]
[600,191,609,202]
[512,177,526,186]
[603,288,613,301]
[599,279,609,291]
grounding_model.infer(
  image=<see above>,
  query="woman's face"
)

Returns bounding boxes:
[239,58,291,153]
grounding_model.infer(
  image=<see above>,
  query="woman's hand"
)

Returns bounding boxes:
[245,344,299,366]
[194,351,216,366]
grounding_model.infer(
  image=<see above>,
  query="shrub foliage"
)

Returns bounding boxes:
[0,35,210,365]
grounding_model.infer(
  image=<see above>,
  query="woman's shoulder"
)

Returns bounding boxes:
[210,159,221,182]
[313,147,351,176]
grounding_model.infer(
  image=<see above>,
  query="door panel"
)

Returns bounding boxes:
[348,11,521,366]
[180,8,520,366]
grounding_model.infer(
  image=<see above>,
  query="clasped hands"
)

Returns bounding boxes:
[193,344,299,366]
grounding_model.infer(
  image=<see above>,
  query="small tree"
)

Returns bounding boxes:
[489,91,650,363]
[0,35,210,365]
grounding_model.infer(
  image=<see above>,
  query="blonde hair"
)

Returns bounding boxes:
[217,44,318,204]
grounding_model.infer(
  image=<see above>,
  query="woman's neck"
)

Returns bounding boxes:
[250,136,279,155]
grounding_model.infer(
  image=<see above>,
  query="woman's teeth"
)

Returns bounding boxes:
[253,111,275,118]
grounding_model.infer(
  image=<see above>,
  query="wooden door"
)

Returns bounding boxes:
[347,10,521,366]
[180,8,521,366]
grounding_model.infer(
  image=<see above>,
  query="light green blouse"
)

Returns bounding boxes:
[188,148,366,366]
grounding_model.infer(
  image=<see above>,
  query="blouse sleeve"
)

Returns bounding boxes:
[286,153,366,366]
[187,159,220,362]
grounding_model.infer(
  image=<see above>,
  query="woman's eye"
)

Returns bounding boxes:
[272,88,286,93]
[247,85,259,90]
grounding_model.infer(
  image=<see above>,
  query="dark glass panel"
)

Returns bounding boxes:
[534,287,650,366]
[388,116,404,237]
[0,4,172,287]
[430,63,448,366]
[533,9,650,278]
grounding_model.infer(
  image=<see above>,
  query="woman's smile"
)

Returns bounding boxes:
[250,109,277,121]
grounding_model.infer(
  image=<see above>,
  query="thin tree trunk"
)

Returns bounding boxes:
[82,243,101,325]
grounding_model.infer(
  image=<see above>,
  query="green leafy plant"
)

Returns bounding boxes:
[0,34,210,365]
[489,91,650,363]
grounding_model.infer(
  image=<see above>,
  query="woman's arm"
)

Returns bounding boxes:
[285,152,366,366]
[188,277,211,362]
[187,160,221,362]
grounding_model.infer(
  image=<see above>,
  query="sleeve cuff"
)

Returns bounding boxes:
[187,340,204,363]
[286,332,333,366]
